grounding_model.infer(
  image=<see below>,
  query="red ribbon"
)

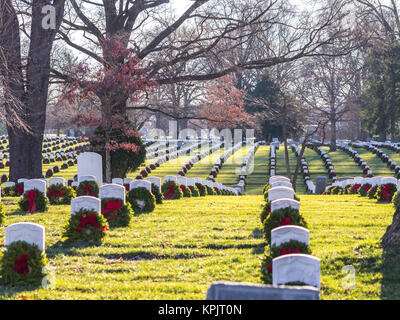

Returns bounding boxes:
[163,185,175,199]
[125,184,130,191]
[280,247,301,256]
[49,188,66,200]
[382,184,392,202]
[280,217,291,226]
[13,254,30,275]
[179,185,185,193]
[364,185,371,193]
[26,190,37,212]
[16,185,24,195]
[101,200,122,221]
[76,212,101,232]
[82,184,95,196]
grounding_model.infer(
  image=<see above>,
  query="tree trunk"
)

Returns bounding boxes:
[382,207,400,249]
[330,116,337,151]
[283,123,291,180]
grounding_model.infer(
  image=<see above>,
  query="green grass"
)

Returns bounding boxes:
[351,147,395,177]
[244,146,270,195]
[0,193,398,299]
[321,147,365,179]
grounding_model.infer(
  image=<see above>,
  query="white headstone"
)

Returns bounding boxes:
[77,152,103,185]
[269,176,290,185]
[99,184,126,202]
[177,176,188,186]
[270,181,293,189]
[273,254,321,289]
[24,179,47,194]
[111,178,124,185]
[271,226,309,247]
[6,182,15,188]
[6,222,45,251]
[71,196,101,215]
[164,175,178,183]
[123,178,134,185]
[49,177,66,186]
[268,187,295,203]
[146,177,162,191]
[130,179,152,191]
[78,175,97,184]
[381,177,398,186]
[271,199,300,213]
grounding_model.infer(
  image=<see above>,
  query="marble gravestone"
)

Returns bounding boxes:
[99,184,126,202]
[130,179,152,192]
[271,226,309,247]
[6,222,45,251]
[70,196,101,215]
[315,176,327,195]
[24,179,47,194]
[77,152,103,186]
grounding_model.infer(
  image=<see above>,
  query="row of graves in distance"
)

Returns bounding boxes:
[0,142,266,289]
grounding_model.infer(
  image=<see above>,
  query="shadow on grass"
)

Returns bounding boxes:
[99,251,210,261]
[46,240,102,259]
[380,248,400,300]
[0,283,42,296]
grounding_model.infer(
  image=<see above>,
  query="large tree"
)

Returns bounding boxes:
[0,0,66,181]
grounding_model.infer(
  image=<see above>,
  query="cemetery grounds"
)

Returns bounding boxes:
[0,142,399,300]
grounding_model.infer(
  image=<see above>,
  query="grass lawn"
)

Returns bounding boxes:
[321,146,365,179]
[0,193,398,299]
[351,147,395,177]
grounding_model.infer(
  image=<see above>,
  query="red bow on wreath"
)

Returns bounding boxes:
[16,185,24,195]
[83,185,95,196]
[163,185,175,199]
[382,184,392,202]
[179,185,186,193]
[26,190,37,212]
[101,200,122,221]
[280,217,292,226]
[49,188,66,199]
[125,184,130,191]
[76,212,101,232]
[13,254,30,275]
[364,185,371,193]
[280,247,301,256]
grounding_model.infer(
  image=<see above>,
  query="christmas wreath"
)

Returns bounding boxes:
[151,184,163,204]
[263,207,308,244]
[376,183,397,202]
[367,185,379,199]
[358,184,372,197]
[348,184,362,195]
[61,162,68,170]
[393,191,400,208]
[206,185,216,196]
[188,185,200,197]
[63,208,109,242]
[19,189,48,213]
[46,184,75,205]
[45,168,53,178]
[76,180,99,197]
[1,174,7,183]
[53,165,59,173]
[127,187,156,213]
[161,181,183,200]
[260,202,271,223]
[261,240,311,285]
[263,185,271,201]
[195,183,207,197]
[0,202,5,226]
[101,198,132,228]
[180,185,192,197]
[0,241,48,286]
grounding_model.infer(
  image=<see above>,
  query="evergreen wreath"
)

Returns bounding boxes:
[76,180,99,197]
[101,198,132,228]
[367,185,379,199]
[260,202,271,223]
[19,189,48,213]
[261,240,312,285]
[0,241,48,286]
[179,185,192,197]
[375,183,397,202]
[0,202,5,226]
[188,185,200,197]
[195,183,207,197]
[2,184,17,197]
[127,187,156,213]
[359,184,372,197]
[161,181,183,200]
[46,184,75,205]
[151,184,163,204]
[206,185,216,196]
[263,207,308,244]
[393,191,400,208]
[63,208,109,242]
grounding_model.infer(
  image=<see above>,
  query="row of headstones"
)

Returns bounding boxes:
[270,144,276,177]
[290,144,316,194]
[267,175,321,290]
[329,176,400,190]
[237,142,260,190]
